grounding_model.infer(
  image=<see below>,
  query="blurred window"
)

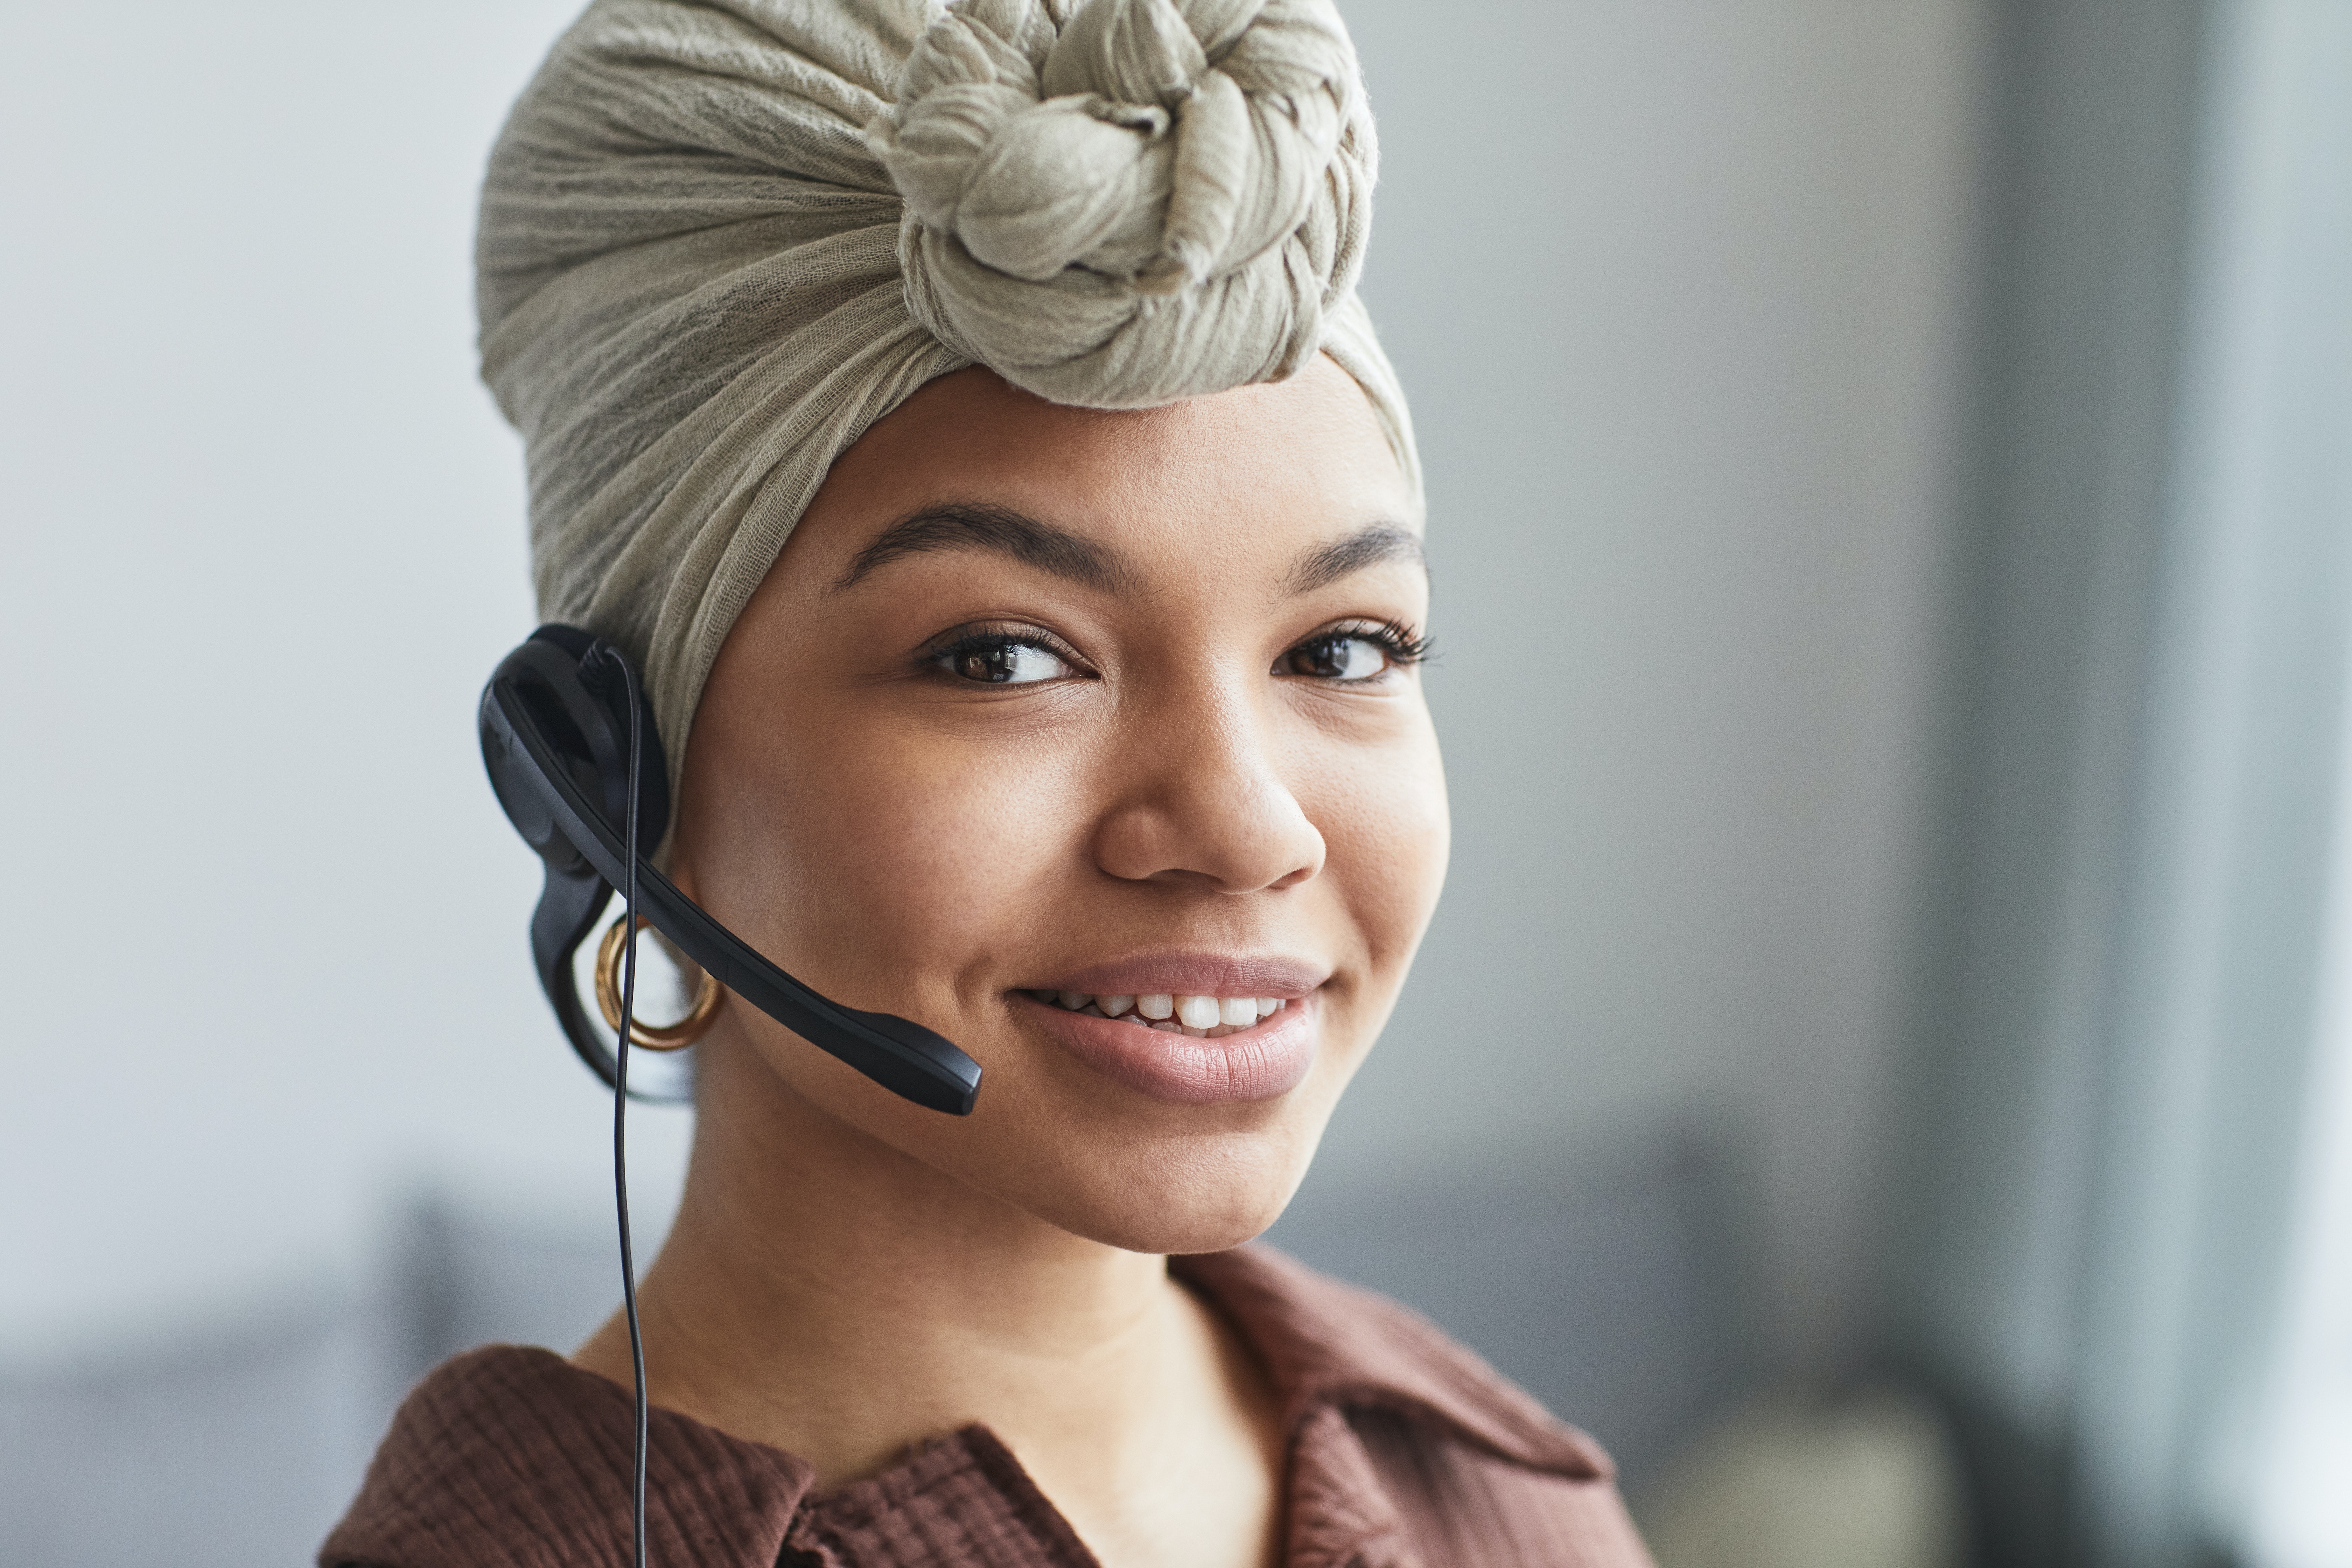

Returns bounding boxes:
[2246,713,2352,1568]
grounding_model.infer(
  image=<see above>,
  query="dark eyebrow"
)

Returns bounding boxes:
[832,502,1130,592]
[1287,524,1427,593]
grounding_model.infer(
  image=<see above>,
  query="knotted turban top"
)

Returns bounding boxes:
[479,0,1420,806]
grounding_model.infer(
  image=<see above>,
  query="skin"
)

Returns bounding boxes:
[574,355,1448,1568]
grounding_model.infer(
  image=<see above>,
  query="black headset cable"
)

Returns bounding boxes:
[602,645,652,1568]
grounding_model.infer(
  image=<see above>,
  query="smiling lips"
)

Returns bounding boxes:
[1029,989,1286,1037]
[1017,982,1319,1105]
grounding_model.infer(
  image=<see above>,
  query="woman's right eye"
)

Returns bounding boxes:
[937,637,1073,685]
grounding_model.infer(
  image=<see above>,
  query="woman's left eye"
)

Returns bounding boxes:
[1279,634,1394,682]
[939,637,1073,685]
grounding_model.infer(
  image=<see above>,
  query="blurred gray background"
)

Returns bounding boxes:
[4,2,2347,1566]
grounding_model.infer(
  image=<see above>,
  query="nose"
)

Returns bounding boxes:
[1091,685,1325,895]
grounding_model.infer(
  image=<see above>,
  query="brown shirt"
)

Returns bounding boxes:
[322,1246,1655,1567]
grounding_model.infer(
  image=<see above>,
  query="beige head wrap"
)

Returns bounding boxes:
[478,0,1420,800]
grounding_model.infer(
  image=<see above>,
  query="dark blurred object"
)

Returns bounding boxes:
[0,1294,390,1568]
[393,1195,620,1384]
[1268,1126,1755,1489]
[0,1200,616,1568]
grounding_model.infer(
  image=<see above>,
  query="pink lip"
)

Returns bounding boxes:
[1018,991,1320,1105]
[1032,951,1329,1001]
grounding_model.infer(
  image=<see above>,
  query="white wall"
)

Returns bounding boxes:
[1317,0,1981,1375]
[0,0,674,1358]
[0,0,1979,1379]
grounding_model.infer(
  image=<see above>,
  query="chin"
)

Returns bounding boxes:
[993,1114,1328,1257]
[716,1006,1353,1258]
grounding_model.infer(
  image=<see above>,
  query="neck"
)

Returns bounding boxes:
[573,1031,1280,1559]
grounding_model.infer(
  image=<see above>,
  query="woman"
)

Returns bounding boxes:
[327,0,1653,1563]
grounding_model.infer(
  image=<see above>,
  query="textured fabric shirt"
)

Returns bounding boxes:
[322,1246,1655,1567]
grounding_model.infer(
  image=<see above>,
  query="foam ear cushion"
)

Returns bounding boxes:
[518,625,671,860]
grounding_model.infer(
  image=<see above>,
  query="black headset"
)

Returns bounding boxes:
[479,624,984,1568]
[477,624,983,1115]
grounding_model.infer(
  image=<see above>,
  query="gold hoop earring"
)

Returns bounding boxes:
[595,916,721,1050]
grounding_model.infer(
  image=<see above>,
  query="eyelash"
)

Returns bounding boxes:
[1274,618,1434,684]
[924,620,1435,682]
[927,625,1083,680]
[1339,620,1435,666]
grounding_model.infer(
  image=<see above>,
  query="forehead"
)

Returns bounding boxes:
[797,357,1414,569]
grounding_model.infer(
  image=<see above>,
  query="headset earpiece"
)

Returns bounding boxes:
[497,626,668,861]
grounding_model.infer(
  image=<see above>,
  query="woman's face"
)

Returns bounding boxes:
[672,357,1446,1254]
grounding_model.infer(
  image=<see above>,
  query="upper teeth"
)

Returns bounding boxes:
[1033,989,1287,1038]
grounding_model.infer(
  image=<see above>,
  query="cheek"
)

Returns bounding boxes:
[1315,719,1451,993]
[687,713,1092,1005]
